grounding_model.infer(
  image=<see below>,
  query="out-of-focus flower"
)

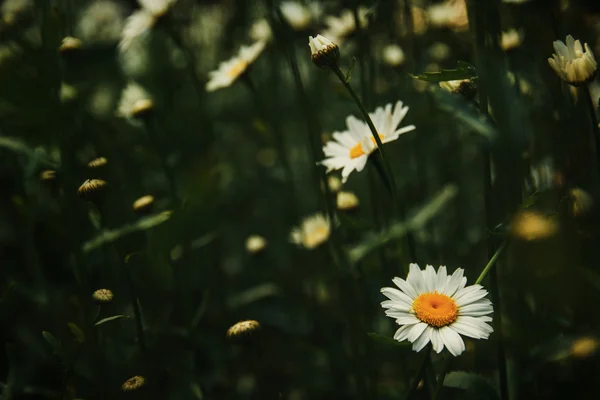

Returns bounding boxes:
[327,175,342,192]
[569,187,593,216]
[119,0,176,51]
[290,213,331,249]
[121,375,146,391]
[117,82,154,119]
[88,157,108,168]
[321,101,416,183]
[132,195,155,214]
[428,42,451,61]
[227,320,260,337]
[205,41,266,92]
[526,157,562,192]
[439,79,477,100]
[427,0,468,32]
[58,37,83,55]
[78,179,107,201]
[511,210,558,241]
[1,0,33,27]
[382,44,405,67]
[60,83,79,104]
[381,264,493,356]
[39,170,57,182]
[548,35,597,86]
[249,18,272,42]
[76,0,126,44]
[322,8,368,43]
[280,1,312,30]
[92,288,114,303]
[337,191,359,210]
[308,34,339,69]
[571,337,599,359]
[246,235,267,254]
[500,29,523,51]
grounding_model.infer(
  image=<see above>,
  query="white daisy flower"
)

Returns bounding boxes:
[117,82,154,119]
[320,101,416,183]
[382,44,405,67]
[249,19,272,42]
[548,35,597,86]
[119,0,176,51]
[322,8,368,43]
[336,191,359,210]
[290,213,331,249]
[426,0,468,32]
[245,235,267,254]
[205,41,266,92]
[280,1,312,31]
[381,264,493,356]
[76,0,126,44]
[500,29,523,51]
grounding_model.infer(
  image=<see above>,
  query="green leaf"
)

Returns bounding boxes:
[443,371,499,400]
[367,332,409,348]
[0,136,58,168]
[94,315,129,327]
[67,323,85,343]
[411,61,477,83]
[41,331,62,356]
[345,57,356,83]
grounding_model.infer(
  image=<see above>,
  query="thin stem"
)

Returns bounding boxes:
[124,264,147,354]
[433,358,451,400]
[402,346,431,400]
[582,85,600,181]
[475,240,507,285]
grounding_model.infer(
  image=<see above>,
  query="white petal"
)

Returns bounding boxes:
[394,324,413,342]
[435,266,448,293]
[381,300,411,312]
[453,316,494,339]
[440,326,466,356]
[430,328,444,353]
[453,285,487,306]
[384,309,413,319]
[395,315,421,325]
[392,277,418,299]
[407,263,426,294]
[381,287,413,307]
[459,301,494,316]
[412,326,433,352]
[407,322,428,342]
[442,268,464,296]
[424,265,437,292]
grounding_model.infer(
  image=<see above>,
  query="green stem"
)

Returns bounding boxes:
[475,240,507,285]
[582,85,600,181]
[402,346,431,400]
[432,358,451,400]
[124,264,147,354]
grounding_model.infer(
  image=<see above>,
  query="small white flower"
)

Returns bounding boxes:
[117,82,153,119]
[249,19,272,42]
[119,0,176,51]
[500,29,523,51]
[337,191,359,210]
[139,0,176,17]
[548,35,597,86]
[382,44,405,67]
[381,264,494,356]
[246,235,267,254]
[76,0,126,44]
[205,41,266,92]
[322,8,368,43]
[427,0,468,32]
[280,1,312,31]
[290,213,331,249]
[321,101,416,183]
[308,34,339,68]
[327,175,342,192]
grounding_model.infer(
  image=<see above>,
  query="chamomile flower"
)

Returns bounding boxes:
[119,0,176,51]
[381,264,493,356]
[548,35,597,86]
[249,19,272,42]
[290,213,331,249]
[118,82,154,119]
[320,101,416,183]
[76,0,126,44]
[205,41,266,92]
[322,8,368,43]
[280,1,312,31]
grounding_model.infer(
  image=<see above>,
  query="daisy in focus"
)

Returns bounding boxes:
[548,35,597,86]
[381,264,493,356]
[320,101,416,183]
[205,41,266,92]
[290,213,331,249]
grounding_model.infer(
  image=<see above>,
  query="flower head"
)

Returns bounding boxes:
[227,320,260,337]
[76,0,126,44]
[426,0,468,32]
[500,29,523,51]
[381,264,493,356]
[322,8,368,43]
[337,191,359,210]
[119,0,176,51]
[78,179,107,201]
[290,212,331,249]
[246,235,267,254]
[249,19,272,42]
[320,101,416,183]
[118,82,154,119]
[121,375,146,391]
[88,157,108,168]
[132,195,155,214]
[382,44,405,67]
[92,288,114,303]
[548,35,597,86]
[280,1,312,31]
[308,34,339,69]
[206,41,266,92]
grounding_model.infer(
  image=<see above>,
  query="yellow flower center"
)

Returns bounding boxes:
[349,134,384,159]
[228,60,248,78]
[304,226,330,249]
[412,292,458,328]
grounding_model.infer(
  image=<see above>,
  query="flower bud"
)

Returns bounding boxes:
[308,34,339,69]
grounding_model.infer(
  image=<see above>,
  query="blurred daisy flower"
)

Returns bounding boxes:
[280,1,312,31]
[290,213,331,249]
[336,191,359,210]
[500,29,523,51]
[381,264,493,356]
[382,44,405,67]
[548,35,597,86]
[205,41,266,92]
[246,235,267,254]
[322,8,368,43]
[76,0,126,44]
[320,101,415,183]
[119,0,176,51]
[118,82,154,119]
[427,0,468,32]
[249,19,272,42]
